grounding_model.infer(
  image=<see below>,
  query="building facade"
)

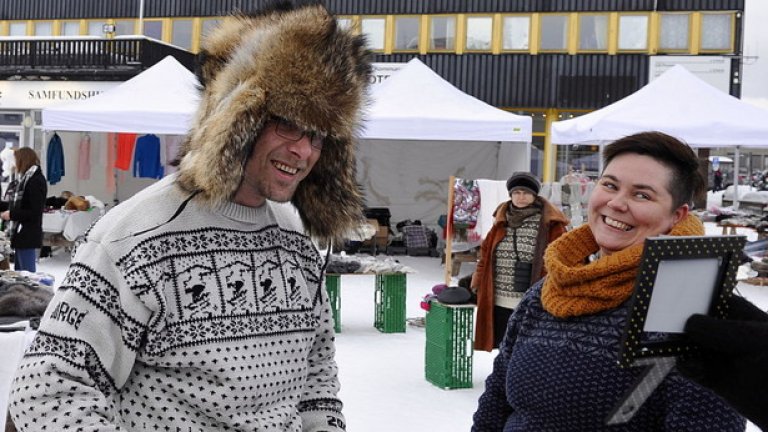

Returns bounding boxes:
[0,0,745,180]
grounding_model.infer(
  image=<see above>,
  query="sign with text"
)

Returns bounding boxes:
[649,56,732,95]
[370,62,406,87]
[0,81,120,109]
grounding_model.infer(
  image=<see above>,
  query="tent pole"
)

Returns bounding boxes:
[733,146,740,210]
[444,176,456,285]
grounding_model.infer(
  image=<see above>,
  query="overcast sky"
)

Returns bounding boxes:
[741,0,767,107]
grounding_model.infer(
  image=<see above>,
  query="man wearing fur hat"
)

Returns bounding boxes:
[8,3,369,432]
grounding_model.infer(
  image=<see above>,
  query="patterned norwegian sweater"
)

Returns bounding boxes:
[9,175,345,432]
[472,280,746,432]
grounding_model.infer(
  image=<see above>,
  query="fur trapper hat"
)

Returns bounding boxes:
[177,1,371,242]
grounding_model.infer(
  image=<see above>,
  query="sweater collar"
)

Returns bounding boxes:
[215,200,271,224]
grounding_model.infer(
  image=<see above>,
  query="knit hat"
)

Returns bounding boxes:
[176,1,371,243]
[506,172,541,195]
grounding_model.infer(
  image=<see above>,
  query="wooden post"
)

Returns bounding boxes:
[444,176,456,285]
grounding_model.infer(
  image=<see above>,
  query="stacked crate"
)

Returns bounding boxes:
[425,302,474,389]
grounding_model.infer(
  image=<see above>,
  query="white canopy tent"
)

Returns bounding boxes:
[42,56,199,134]
[359,58,532,225]
[551,65,768,206]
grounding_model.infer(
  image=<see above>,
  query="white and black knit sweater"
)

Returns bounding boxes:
[9,175,345,432]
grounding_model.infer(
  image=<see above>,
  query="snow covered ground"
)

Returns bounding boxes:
[18,191,762,431]
[34,228,764,431]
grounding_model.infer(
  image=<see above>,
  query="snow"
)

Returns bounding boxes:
[32,237,764,431]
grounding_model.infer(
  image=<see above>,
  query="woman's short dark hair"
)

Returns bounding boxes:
[602,132,705,210]
[14,147,40,174]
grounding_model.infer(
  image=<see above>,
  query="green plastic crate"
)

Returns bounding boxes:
[325,274,342,333]
[425,302,474,389]
[374,273,407,333]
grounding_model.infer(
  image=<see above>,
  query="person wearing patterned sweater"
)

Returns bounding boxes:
[471,172,569,351]
[8,2,371,431]
[472,132,746,431]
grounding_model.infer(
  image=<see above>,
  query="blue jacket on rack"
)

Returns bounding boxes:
[133,134,164,179]
[46,133,65,185]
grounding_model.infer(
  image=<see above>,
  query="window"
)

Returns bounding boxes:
[360,17,385,50]
[61,21,81,36]
[429,16,456,50]
[143,20,164,40]
[539,14,569,51]
[618,15,648,50]
[201,18,220,38]
[171,19,193,50]
[393,16,419,50]
[659,13,690,51]
[578,14,608,51]
[337,17,353,31]
[34,21,53,36]
[465,16,492,51]
[701,13,732,51]
[9,22,27,36]
[502,15,530,50]
[115,19,135,36]
[87,21,107,36]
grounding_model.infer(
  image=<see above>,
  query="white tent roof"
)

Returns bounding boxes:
[43,56,199,135]
[363,58,532,142]
[551,65,768,147]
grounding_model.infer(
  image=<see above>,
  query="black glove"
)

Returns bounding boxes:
[678,295,768,430]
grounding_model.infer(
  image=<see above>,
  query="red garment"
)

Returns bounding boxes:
[115,133,137,171]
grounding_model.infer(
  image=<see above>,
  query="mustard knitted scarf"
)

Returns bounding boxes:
[541,214,704,318]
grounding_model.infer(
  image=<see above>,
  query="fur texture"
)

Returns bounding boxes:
[177,1,371,242]
[0,282,53,317]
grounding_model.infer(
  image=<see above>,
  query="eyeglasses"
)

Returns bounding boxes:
[271,116,326,150]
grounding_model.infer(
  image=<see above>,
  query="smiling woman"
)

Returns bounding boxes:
[472,132,746,431]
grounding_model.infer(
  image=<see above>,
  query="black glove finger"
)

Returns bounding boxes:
[727,295,768,322]
[685,313,768,353]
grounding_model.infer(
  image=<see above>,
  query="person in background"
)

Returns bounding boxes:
[0,147,46,273]
[713,168,723,192]
[471,172,569,351]
[8,2,370,431]
[472,132,745,431]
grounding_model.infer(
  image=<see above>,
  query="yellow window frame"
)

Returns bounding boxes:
[616,12,650,53]
[657,12,692,53]
[499,13,532,53]
[576,12,610,53]
[463,14,493,53]
[698,11,735,54]
[426,14,457,53]
[392,14,421,53]
[538,13,570,53]
[58,19,85,36]
[7,20,31,36]
[359,15,387,52]
[169,17,196,51]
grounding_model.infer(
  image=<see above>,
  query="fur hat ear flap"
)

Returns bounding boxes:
[292,136,364,241]
[178,80,268,205]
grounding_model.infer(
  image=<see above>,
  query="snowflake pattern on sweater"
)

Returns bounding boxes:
[9,176,344,432]
[472,279,746,432]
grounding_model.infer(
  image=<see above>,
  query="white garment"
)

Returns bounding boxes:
[475,179,509,238]
[0,146,14,176]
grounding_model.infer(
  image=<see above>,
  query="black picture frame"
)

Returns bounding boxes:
[617,235,746,368]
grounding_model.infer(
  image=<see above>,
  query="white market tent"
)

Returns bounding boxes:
[42,56,199,135]
[551,65,768,206]
[551,65,768,148]
[358,58,533,225]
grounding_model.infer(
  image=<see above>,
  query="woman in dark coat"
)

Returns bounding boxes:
[471,172,569,351]
[1,147,47,272]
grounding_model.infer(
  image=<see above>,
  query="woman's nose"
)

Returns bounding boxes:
[607,194,628,211]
